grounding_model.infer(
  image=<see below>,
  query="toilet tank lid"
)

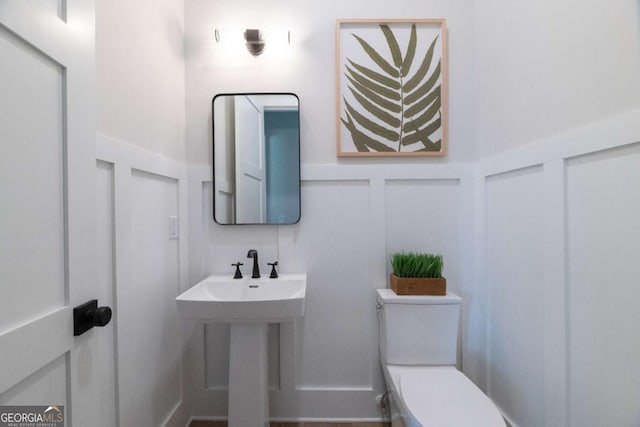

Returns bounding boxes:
[376,288,461,305]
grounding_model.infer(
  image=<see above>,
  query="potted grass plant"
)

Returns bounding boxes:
[390,252,446,295]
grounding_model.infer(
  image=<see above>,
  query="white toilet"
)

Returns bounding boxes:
[377,289,505,427]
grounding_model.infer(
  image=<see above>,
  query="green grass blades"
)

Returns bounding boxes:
[390,252,443,278]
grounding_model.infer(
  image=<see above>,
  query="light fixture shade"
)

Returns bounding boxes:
[214,27,290,56]
[244,29,265,56]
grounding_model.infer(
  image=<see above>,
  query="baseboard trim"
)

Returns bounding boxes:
[185,416,390,427]
[272,418,387,423]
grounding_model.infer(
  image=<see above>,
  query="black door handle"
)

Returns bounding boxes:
[73,299,112,336]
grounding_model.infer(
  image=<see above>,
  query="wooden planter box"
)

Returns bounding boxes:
[390,273,446,296]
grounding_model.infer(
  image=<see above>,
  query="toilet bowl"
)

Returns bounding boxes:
[377,289,505,427]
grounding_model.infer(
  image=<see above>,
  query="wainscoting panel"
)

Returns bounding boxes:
[565,143,640,427]
[96,135,190,427]
[188,164,475,421]
[201,182,280,275]
[385,179,462,292]
[203,324,230,390]
[485,166,546,427]
[189,421,390,427]
[479,109,640,427]
[200,180,281,392]
[94,160,118,427]
[204,323,280,390]
[294,180,372,389]
[121,169,181,426]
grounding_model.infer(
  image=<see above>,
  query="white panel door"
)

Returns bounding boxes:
[234,95,266,223]
[0,2,113,426]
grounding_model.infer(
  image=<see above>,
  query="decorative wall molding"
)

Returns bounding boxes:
[188,161,476,420]
[101,107,640,424]
[478,108,640,427]
[96,133,190,427]
[480,109,640,177]
[192,162,473,184]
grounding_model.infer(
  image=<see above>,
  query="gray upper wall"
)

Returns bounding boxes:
[184,0,477,164]
[96,0,640,162]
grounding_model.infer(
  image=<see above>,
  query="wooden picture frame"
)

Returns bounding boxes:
[336,19,448,157]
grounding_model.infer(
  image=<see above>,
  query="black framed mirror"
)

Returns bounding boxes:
[212,93,301,225]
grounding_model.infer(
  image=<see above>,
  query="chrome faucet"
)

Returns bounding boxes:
[247,249,260,278]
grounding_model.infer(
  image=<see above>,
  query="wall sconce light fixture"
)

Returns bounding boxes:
[244,29,266,56]
[214,28,291,56]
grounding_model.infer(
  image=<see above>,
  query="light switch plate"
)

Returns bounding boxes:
[169,216,179,239]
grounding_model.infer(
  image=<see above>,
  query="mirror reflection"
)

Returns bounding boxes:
[212,93,301,225]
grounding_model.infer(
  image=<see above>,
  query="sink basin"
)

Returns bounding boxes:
[176,273,306,425]
[176,273,306,323]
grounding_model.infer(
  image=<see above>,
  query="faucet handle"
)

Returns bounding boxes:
[232,262,244,279]
[267,261,278,279]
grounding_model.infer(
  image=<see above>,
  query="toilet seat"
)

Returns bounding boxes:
[398,367,505,427]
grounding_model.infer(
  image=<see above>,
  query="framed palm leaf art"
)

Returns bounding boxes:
[336,19,448,157]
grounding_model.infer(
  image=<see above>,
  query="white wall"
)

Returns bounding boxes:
[485,166,546,427]
[480,111,640,427]
[474,0,640,156]
[184,0,479,420]
[566,144,640,427]
[95,160,119,427]
[188,164,476,420]
[185,0,476,165]
[96,136,190,427]
[90,0,640,424]
[475,1,640,425]
[95,1,189,426]
[96,0,186,162]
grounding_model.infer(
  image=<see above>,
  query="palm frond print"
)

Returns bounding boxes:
[341,24,442,153]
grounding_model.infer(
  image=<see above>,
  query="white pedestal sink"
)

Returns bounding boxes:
[176,274,306,427]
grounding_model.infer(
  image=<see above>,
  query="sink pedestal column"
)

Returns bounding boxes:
[228,323,269,427]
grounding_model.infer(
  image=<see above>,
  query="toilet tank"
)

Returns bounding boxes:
[377,289,461,366]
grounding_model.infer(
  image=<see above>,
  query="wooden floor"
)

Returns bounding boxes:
[189,421,390,427]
